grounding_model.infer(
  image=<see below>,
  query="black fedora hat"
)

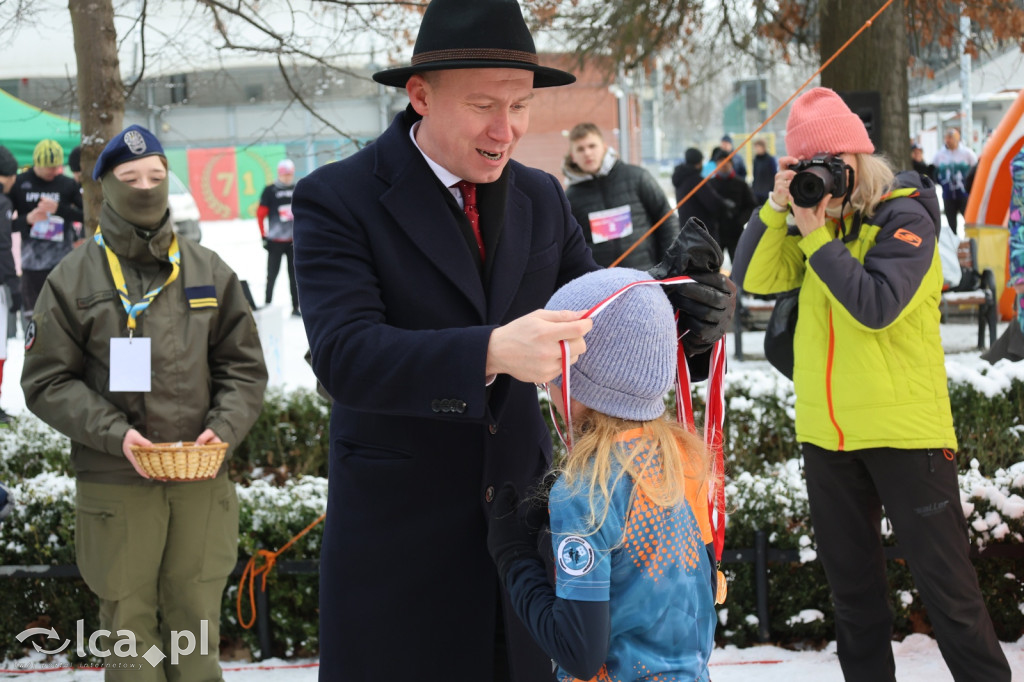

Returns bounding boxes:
[373,0,575,89]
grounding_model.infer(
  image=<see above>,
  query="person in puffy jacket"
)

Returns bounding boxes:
[563,123,679,270]
[672,147,728,248]
[738,88,1010,682]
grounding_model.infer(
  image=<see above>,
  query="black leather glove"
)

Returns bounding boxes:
[649,217,737,357]
[488,483,544,584]
[262,237,270,251]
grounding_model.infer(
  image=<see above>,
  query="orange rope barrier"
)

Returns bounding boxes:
[608,0,896,268]
[237,511,326,629]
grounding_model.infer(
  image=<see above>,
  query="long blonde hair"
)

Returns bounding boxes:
[850,153,896,218]
[553,407,709,536]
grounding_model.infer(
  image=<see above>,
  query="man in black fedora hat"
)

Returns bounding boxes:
[292,0,735,679]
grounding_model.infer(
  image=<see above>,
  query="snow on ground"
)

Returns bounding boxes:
[1,220,1022,680]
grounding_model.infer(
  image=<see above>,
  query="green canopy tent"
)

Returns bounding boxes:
[0,89,80,169]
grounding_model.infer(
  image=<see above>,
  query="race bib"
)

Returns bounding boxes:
[588,205,633,244]
[277,203,294,222]
[29,215,65,242]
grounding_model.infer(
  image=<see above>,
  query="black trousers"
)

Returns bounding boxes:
[944,195,969,234]
[802,444,1010,682]
[265,240,298,310]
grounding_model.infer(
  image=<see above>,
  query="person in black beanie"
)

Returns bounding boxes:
[672,147,728,247]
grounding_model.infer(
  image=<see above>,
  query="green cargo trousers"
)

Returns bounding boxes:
[75,474,239,682]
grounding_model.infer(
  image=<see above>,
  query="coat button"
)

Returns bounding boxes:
[431,400,441,413]
[489,423,498,435]
[484,485,495,503]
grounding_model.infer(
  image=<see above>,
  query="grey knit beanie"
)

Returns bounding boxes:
[545,267,677,421]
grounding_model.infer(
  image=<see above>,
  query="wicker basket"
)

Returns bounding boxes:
[130,442,229,481]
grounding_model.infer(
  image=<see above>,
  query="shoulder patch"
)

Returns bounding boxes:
[24,321,36,351]
[893,228,922,247]
[185,284,218,310]
[556,535,596,577]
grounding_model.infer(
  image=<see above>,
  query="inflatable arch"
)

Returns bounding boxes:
[964,89,1024,319]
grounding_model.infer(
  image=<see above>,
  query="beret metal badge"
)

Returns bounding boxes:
[124,130,147,155]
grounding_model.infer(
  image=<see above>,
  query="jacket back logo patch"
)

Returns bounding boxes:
[893,228,922,247]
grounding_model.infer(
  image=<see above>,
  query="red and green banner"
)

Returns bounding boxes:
[175,145,288,221]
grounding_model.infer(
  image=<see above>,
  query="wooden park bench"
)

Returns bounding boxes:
[940,238,998,349]
[732,293,777,361]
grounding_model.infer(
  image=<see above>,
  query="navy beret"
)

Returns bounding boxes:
[93,125,165,180]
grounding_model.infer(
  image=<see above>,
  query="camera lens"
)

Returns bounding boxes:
[790,166,834,208]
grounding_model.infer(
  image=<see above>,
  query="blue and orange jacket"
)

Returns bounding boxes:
[742,172,957,451]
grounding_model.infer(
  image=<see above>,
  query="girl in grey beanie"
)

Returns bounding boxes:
[487,267,717,681]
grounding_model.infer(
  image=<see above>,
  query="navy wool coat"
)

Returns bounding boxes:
[292,109,598,680]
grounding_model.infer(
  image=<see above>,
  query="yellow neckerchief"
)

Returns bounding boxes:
[94,224,180,333]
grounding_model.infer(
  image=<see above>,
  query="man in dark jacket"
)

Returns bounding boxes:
[709,148,756,263]
[291,1,736,680]
[673,147,728,247]
[9,139,82,325]
[0,146,19,423]
[719,134,747,180]
[751,138,778,205]
[563,122,679,269]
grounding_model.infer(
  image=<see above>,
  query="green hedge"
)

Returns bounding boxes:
[2,365,1023,663]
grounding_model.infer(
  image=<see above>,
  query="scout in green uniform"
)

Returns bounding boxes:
[21,125,268,681]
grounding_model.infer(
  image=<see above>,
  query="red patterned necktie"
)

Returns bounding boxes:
[455,180,485,261]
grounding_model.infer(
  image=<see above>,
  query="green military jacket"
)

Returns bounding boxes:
[21,203,268,484]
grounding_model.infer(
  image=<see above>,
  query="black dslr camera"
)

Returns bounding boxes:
[789,153,853,208]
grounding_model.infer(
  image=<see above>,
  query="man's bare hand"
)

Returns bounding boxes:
[122,428,153,479]
[486,309,592,384]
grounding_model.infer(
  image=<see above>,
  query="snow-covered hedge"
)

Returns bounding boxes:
[2,362,1023,660]
[3,462,1021,660]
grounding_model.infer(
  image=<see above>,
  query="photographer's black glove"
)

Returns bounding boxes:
[488,483,544,584]
[649,217,737,357]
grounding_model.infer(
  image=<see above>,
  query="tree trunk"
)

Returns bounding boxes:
[69,0,125,236]
[819,0,909,169]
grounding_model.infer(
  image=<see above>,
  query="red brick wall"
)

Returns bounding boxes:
[513,54,640,182]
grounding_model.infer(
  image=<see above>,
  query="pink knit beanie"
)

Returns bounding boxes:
[785,87,874,160]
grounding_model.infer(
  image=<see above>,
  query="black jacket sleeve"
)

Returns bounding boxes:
[637,168,681,261]
[504,556,611,680]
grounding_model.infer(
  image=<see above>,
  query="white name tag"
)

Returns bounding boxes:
[110,337,152,392]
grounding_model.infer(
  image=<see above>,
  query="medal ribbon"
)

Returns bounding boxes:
[94,225,180,332]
